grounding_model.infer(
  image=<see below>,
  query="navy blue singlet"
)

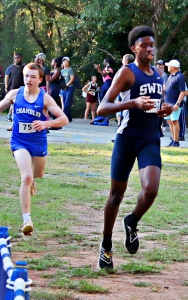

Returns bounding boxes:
[117,63,163,138]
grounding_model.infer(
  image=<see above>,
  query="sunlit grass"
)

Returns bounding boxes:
[0,139,188,298]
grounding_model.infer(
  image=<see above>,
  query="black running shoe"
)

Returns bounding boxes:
[122,215,139,254]
[168,140,174,147]
[98,243,113,269]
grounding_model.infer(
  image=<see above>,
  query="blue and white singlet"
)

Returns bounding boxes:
[117,63,163,138]
[11,86,47,144]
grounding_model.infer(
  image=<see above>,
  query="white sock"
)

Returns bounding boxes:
[23,213,32,223]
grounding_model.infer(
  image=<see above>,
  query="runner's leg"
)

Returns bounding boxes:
[14,149,33,214]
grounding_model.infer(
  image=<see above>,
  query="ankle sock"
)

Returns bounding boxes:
[23,213,31,223]
[102,233,112,251]
[127,212,141,229]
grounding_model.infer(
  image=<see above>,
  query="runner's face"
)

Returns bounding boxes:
[131,36,154,62]
[23,68,42,89]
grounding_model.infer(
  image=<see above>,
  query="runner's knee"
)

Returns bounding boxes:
[143,184,158,200]
[21,174,33,186]
[109,193,124,207]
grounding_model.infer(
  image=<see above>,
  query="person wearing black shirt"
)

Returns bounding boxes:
[4,53,25,128]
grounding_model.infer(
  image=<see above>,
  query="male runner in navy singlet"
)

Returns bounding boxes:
[0,63,68,236]
[97,26,173,269]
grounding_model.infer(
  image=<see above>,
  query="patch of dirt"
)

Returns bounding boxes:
[11,203,188,300]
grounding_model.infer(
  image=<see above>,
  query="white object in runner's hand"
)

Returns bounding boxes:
[145,99,161,113]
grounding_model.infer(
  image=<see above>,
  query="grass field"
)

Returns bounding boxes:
[0,138,188,299]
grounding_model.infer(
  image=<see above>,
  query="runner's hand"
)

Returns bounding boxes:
[134,96,155,111]
[157,103,173,117]
[32,120,47,131]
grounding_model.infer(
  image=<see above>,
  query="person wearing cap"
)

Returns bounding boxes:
[156,60,168,85]
[35,53,50,94]
[164,59,186,147]
[59,56,75,122]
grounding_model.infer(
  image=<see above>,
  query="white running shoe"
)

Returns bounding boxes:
[22,221,33,236]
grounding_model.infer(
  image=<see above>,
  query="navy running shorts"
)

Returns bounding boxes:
[10,138,48,157]
[111,132,161,182]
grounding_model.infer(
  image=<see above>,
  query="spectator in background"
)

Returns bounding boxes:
[122,54,135,67]
[156,60,168,86]
[111,54,135,143]
[49,57,62,121]
[164,59,186,147]
[156,60,169,134]
[94,58,114,101]
[0,66,4,79]
[116,54,135,125]
[177,83,187,141]
[48,57,62,130]
[4,53,25,130]
[82,75,98,123]
[35,53,50,94]
[59,56,75,122]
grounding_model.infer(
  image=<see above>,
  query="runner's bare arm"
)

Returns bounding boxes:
[32,93,69,131]
[0,89,18,112]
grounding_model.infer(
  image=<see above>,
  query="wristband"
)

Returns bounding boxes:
[176,102,180,106]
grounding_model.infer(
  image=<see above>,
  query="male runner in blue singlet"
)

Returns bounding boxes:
[0,63,68,236]
[97,26,173,269]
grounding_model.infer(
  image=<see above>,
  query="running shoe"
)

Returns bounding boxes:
[122,215,139,254]
[98,243,113,269]
[6,115,12,122]
[30,181,37,196]
[6,127,12,131]
[22,221,33,236]
[172,141,180,147]
[168,140,174,147]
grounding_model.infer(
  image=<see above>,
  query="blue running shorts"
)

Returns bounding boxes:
[10,138,48,157]
[111,132,161,182]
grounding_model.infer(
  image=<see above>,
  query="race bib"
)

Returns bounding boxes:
[19,122,36,133]
[145,99,161,113]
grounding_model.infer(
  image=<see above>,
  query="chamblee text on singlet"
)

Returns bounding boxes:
[16,108,41,118]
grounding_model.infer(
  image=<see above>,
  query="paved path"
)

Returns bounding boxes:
[0,114,188,147]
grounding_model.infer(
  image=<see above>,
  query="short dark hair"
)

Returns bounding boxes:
[14,53,22,58]
[24,62,44,79]
[128,26,155,48]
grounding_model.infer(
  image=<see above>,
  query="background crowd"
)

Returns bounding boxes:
[1,51,188,144]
